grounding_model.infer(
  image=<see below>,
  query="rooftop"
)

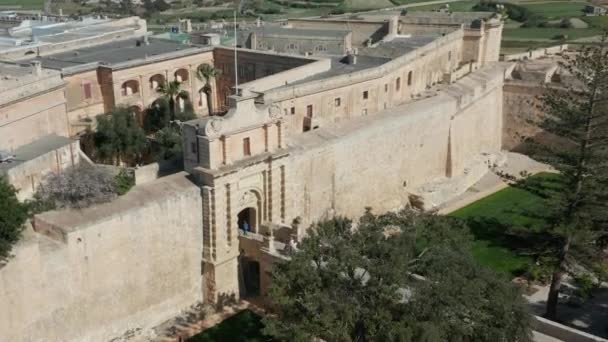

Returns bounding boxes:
[0,135,74,172]
[30,37,208,71]
[274,55,390,88]
[359,34,440,59]
[0,61,63,106]
[248,26,350,39]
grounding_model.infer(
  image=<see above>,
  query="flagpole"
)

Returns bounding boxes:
[234,9,238,96]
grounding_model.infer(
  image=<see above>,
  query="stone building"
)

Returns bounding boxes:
[24,37,216,135]
[0,61,81,199]
[0,16,147,60]
[239,26,353,56]
[0,12,522,342]
[181,12,505,301]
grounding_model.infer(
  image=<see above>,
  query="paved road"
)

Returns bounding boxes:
[534,331,564,342]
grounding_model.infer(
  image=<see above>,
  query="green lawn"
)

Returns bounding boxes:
[449,173,559,276]
[188,310,272,342]
[521,2,587,19]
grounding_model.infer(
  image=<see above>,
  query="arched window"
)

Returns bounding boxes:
[149,74,165,90]
[174,68,189,83]
[121,80,140,96]
[407,71,413,86]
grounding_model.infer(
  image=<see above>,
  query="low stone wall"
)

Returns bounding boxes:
[501,44,568,62]
[133,157,182,185]
[0,173,203,342]
[533,316,608,342]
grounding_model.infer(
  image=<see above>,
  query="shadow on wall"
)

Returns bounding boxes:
[215,292,238,312]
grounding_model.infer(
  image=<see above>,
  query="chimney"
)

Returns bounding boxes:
[388,15,399,36]
[31,61,42,77]
[346,51,357,65]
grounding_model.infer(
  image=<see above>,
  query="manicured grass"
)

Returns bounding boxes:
[450,173,559,276]
[521,2,587,19]
[188,310,272,342]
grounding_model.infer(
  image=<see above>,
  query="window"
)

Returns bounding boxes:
[190,142,196,154]
[290,107,295,115]
[243,137,251,156]
[306,104,313,117]
[407,71,413,86]
[287,43,298,50]
[334,98,341,107]
[396,77,401,91]
[363,90,369,100]
[83,83,92,99]
[384,84,388,93]
[314,45,327,52]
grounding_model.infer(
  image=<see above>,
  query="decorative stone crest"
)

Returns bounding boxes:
[205,118,223,137]
[268,104,282,120]
[239,191,256,206]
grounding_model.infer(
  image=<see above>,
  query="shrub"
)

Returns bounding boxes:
[115,169,135,195]
[0,176,29,262]
[35,166,118,210]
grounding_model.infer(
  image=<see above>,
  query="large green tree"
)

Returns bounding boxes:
[94,107,147,166]
[521,36,608,319]
[0,176,29,263]
[263,209,532,342]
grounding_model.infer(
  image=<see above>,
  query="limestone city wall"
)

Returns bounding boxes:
[286,64,505,227]
[0,173,203,342]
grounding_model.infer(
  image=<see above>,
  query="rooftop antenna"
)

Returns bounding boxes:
[234,8,239,96]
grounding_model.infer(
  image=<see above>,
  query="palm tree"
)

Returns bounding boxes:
[157,80,188,121]
[196,64,222,116]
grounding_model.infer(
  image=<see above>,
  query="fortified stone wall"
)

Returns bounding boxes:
[0,85,69,151]
[502,82,544,150]
[287,65,505,226]
[0,173,203,342]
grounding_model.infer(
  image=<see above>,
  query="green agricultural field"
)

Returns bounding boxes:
[503,27,602,40]
[0,0,43,9]
[520,1,587,19]
[408,0,477,12]
[582,15,608,29]
[344,0,394,10]
[450,173,558,276]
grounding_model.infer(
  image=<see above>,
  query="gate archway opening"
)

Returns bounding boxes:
[237,207,257,234]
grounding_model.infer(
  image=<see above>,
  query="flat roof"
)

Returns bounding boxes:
[0,62,64,106]
[358,34,439,59]
[0,135,74,173]
[250,26,350,39]
[274,54,390,89]
[31,37,205,70]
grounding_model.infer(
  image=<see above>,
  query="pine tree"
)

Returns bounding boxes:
[525,35,608,319]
